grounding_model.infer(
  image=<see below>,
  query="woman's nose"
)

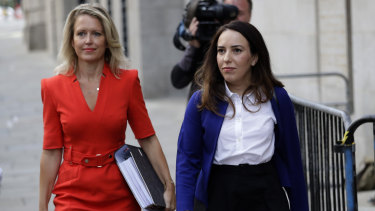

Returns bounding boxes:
[223,52,231,62]
[85,34,92,43]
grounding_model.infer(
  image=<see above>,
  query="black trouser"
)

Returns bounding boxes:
[206,162,290,211]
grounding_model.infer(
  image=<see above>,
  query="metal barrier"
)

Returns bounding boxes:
[338,115,375,209]
[339,115,375,163]
[278,72,353,114]
[290,95,357,211]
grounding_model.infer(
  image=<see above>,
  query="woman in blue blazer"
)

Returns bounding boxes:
[176,21,309,211]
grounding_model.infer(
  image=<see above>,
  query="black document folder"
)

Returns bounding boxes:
[115,144,166,210]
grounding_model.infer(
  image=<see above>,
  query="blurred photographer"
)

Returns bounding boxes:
[171,0,252,100]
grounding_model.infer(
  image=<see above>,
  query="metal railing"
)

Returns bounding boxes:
[278,72,353,114]
[290,95,356,211]
[340,115,375,167]
[338,115,375,210]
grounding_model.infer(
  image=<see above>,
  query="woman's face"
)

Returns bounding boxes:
[217,29,257,91]
[72,14,107,64]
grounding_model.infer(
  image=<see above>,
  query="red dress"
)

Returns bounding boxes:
[41,64,155,210]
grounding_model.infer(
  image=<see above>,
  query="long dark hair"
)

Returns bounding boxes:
[195,21,283,116]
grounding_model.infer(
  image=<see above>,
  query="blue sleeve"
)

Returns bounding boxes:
[277,88,309,211]
[176,91,204,211]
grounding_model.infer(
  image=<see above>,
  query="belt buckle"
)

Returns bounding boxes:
[96,154,103,168]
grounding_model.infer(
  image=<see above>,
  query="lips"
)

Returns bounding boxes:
[83,48,95,52]
[222,67,235,72]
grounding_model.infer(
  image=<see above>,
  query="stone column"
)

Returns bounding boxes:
[126,0,185,98]
[317,0,352,111]
[22,0,47,50]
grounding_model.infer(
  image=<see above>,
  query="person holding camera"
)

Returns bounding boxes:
[176,21,309,211]
[171,0,253,100]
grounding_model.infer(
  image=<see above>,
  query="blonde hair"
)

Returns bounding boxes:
[54,3,128,76]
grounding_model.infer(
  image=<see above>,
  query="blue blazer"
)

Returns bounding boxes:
[176,87,309,211]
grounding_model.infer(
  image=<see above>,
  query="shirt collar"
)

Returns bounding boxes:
[224,82,253,100]
[224,82,236,98]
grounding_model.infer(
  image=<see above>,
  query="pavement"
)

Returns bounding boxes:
[0,18,374,211]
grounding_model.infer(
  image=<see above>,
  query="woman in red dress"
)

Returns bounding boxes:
[39,3,175,211]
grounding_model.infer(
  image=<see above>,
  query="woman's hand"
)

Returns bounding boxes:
[138,135,176,210]
[164,181,176,211]
[188,17,201,48]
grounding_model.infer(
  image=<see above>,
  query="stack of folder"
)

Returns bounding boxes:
[115,144,166,210]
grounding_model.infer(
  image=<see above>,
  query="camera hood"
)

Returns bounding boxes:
[183,0,200,28]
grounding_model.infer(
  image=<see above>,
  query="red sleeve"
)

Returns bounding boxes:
[41,78,63,149]
[127,70,155,139]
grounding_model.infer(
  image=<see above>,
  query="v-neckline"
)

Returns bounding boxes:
[72,66,109,113]
[77,77,103,112]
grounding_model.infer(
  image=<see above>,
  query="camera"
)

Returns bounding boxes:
[173,0,238,50]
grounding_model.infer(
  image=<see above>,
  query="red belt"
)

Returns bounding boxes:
[63,146,119,167]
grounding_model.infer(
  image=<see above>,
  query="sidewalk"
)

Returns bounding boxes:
[0,19,56,210]
[0,18,374,211]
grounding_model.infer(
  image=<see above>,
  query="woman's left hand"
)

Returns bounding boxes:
[163,181,176,211]
[138,136,176,210]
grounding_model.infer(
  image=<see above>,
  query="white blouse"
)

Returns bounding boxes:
[213,83,277,165]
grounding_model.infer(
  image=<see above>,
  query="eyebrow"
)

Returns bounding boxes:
[217,45,244,48]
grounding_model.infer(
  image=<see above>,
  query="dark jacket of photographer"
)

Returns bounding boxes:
[171,44,207,100]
